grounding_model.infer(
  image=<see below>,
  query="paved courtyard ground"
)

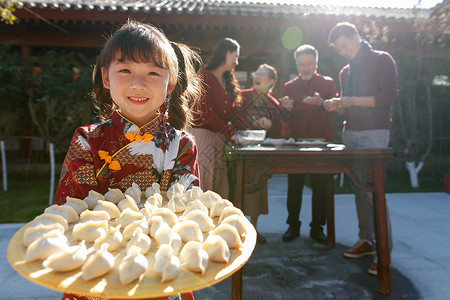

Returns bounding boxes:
[1,174,449,299]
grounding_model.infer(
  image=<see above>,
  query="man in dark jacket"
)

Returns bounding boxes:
[324,22,398,276]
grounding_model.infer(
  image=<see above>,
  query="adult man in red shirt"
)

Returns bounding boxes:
[280,44,338,244]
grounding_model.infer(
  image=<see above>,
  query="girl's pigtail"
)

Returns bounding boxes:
[167,42,203,131]
[92,55,114,121]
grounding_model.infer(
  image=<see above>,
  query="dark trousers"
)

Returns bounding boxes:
[286,173,333,230]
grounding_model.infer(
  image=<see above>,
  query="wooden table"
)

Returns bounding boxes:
[227,145,394,298]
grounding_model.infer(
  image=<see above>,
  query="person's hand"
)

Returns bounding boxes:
[230,133,237,144]
[257,117,272,130]
[280,96,294,111]
[323,99,340,111]
[303,92,323,106]
[327,97,352,108]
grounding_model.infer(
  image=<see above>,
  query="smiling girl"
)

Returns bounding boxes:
[54,20,202,300]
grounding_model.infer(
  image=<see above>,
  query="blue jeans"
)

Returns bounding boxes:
[343,129,393,251]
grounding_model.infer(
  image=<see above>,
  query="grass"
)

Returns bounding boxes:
[0,170,446,223]
[0,174,55,223]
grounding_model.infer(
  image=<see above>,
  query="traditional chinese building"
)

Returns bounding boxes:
[0,0,431,89]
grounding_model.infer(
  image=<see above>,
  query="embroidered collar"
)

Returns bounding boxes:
[112,110,163,137]
[96,110,163,177]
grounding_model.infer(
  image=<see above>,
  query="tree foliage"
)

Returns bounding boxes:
[27,50,94,151]
[0,46,94,152]
[391,1,450,161]
[0,0,17,24]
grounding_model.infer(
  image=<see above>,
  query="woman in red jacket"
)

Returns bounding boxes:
[191,38,241,198]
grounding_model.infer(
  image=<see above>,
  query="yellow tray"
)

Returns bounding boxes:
[7,218,256,299]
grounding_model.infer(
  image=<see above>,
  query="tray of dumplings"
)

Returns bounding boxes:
[7,183,257,299]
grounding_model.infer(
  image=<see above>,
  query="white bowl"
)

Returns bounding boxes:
[236,130,266,145]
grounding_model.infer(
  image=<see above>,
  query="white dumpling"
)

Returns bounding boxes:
[72,220,108,242]
[149,216,171,238]
[115,208,144,228]
[167,194,186,213]
[211,223,242,249]
[154,244,180,282]
[30,213,69,231]
[126,228,151,255]
[83,190,104,210]
[151,208,177,227]
[139,203,154,220]
[180,241,209,274]
[94,200,121,219]
[24,232,68,261]
[218,206,245,223]
[183,200,208,217]
[23,223,65,247]
[210,199,233,218]
[43,240,87,272]
[145,194,163,208]
[167,182,185,200]
[81,243,114,281]
[119,246,148,284]
[64,197,88,215]
[154,225,182,255]
[184,186,203,203]
[220,215,247,237]
[44,204,79,224]
[80,210,111,223]
[184,210,215,233]
[123,217,149,241]
[172,220,203,243]
[202,235,231,263]
[125,182,142,204]
[104,188,125,204]
[118,195,139,212]
[199,190,222,209]
[144,182,161,199]
[94,224,123,252]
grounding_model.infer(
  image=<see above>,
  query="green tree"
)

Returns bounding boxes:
[0,0,17,24]
[27,50,94,152]
[391,1,450,187]
[0,45,27,138]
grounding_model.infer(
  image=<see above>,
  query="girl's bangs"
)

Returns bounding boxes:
[111,29,170,69]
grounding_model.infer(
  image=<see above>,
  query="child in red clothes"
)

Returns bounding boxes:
[54,20,203,300]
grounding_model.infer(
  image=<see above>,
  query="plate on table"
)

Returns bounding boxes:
[262,138,296,147]
[295,138,329,147]
[7,216,256,299]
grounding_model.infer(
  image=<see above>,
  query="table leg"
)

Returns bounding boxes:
[231,160,244,299]
[326,178,335,247]
[233,161,244,210]
[373,162,391,294]
[231,268,242,300]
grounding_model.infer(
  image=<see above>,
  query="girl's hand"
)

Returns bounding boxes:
[280,96,294,111]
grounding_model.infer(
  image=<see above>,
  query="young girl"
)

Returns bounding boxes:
[54,20,202,300]
[191,38,241,198]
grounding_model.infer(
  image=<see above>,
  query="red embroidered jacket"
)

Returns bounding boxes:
[54,111,199,205]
